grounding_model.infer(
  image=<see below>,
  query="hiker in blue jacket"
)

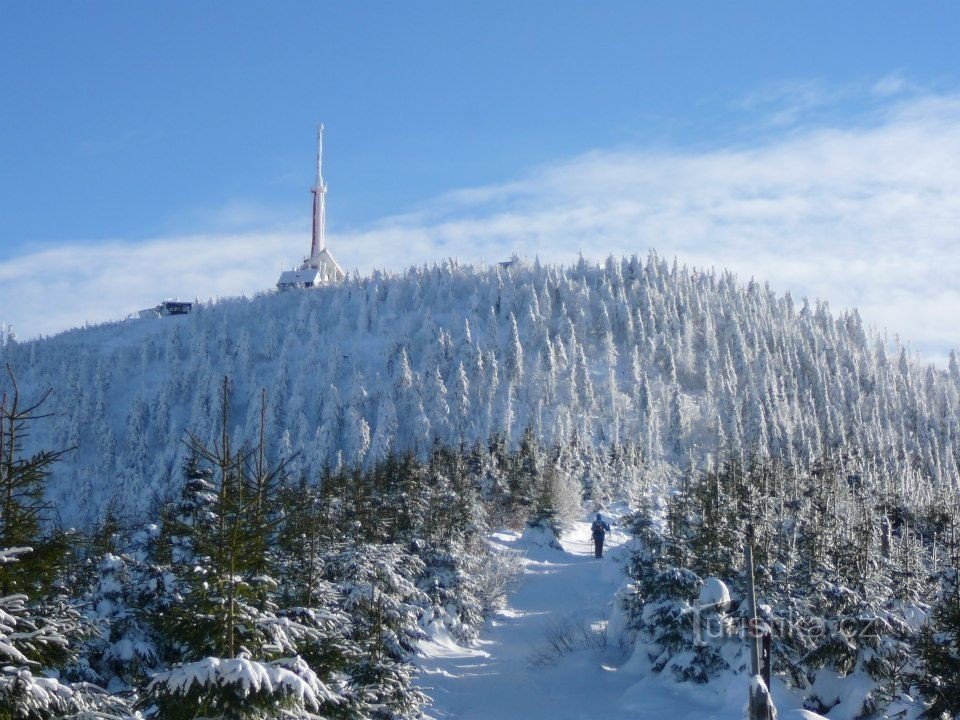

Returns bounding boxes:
[591,513,611,559]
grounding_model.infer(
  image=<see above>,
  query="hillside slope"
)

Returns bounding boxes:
[2,253,958,526]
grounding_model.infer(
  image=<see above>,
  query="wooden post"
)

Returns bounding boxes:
[745,526,776,720]
[744,540,762,676]
[881,516,891,559]
[761,632,772,688]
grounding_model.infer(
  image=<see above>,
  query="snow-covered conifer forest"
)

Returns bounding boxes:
[0,253,957,718]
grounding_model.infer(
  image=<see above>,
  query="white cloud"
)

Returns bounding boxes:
[871,73,910,98]
[3,86,960,364]
[0,233,305,337]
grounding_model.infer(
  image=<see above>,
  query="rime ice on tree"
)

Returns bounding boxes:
[277,125,346,290]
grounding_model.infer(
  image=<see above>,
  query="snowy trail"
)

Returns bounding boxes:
[417,514,810,720]
[418,515,631,719]
[417,515,733,720]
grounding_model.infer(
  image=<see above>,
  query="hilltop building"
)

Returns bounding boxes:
[277,125,346,290]
[137,300,193,319]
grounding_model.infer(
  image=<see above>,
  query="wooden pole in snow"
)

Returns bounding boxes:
[745,539,761,675]
[745,525,776,720]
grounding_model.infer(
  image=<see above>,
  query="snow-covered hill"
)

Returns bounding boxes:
[3,253,958,527]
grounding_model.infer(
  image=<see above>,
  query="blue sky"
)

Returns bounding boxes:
[2,2,960,361]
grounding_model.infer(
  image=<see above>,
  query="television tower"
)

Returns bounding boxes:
[277,124,345,290]
[309,124,328,261]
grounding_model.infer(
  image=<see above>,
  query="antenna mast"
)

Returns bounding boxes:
[310,124,327,258]
[276,123,345,290]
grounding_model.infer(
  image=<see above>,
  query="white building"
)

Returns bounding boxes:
[277,125,346,290]
[136,300,193,320]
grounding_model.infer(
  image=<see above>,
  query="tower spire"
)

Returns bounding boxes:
[310,124,327,258]
[276,123,345,291]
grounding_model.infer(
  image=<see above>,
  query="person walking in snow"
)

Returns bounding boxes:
[591,513,611,559]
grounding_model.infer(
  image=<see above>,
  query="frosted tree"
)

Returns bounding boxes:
[143,381,346,719]
[911,569,960,718]
[125,394,150,479]
[0,548,94,718]
[424,365,451,444]
[82,550,159,689]
[573,346,594,415]
[327,544,429,719]
[344,404,371,470]
[316,384,344,470]
[743,382,770,458]
[368,393,398,468]
[452,361,471,440]
[0,372,118,717]
[505,312,524,384]
[666,384,686,462]
[0,373,71,597]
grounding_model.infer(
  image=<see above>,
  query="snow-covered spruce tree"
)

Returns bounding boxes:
[317,444,490,649]
[522,441,581,539]
[619,498,732,683]
[0,548,83,719]
[415,538,486,646]
[273,477,338,608]
[474,434,510,525]
[271,478,364,701]
[685,458,742,578]
[414,446,486,644]
[770,457,929,715]
[504,427,540,524]
[326,544,429,719]
[738,457,919,714]
[0,375,71,600]
[911,569,960,719]
[66,508,166,693]
[75,508,198,695]
[525,458,564,539]
[78,549,159,691]
[142,382,348,719]
[297,435,509,704]
[0,371,129,718]
[800,580,913,717]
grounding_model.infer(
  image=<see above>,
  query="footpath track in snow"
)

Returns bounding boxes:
[418,515,630,719]
[418,513,814,720]
[417,515,727,719]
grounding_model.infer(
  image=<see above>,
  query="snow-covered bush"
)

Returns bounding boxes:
[470,544,523,615]
[142,655,336,720]
[624,557,731,682]
[416,542,486,644]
